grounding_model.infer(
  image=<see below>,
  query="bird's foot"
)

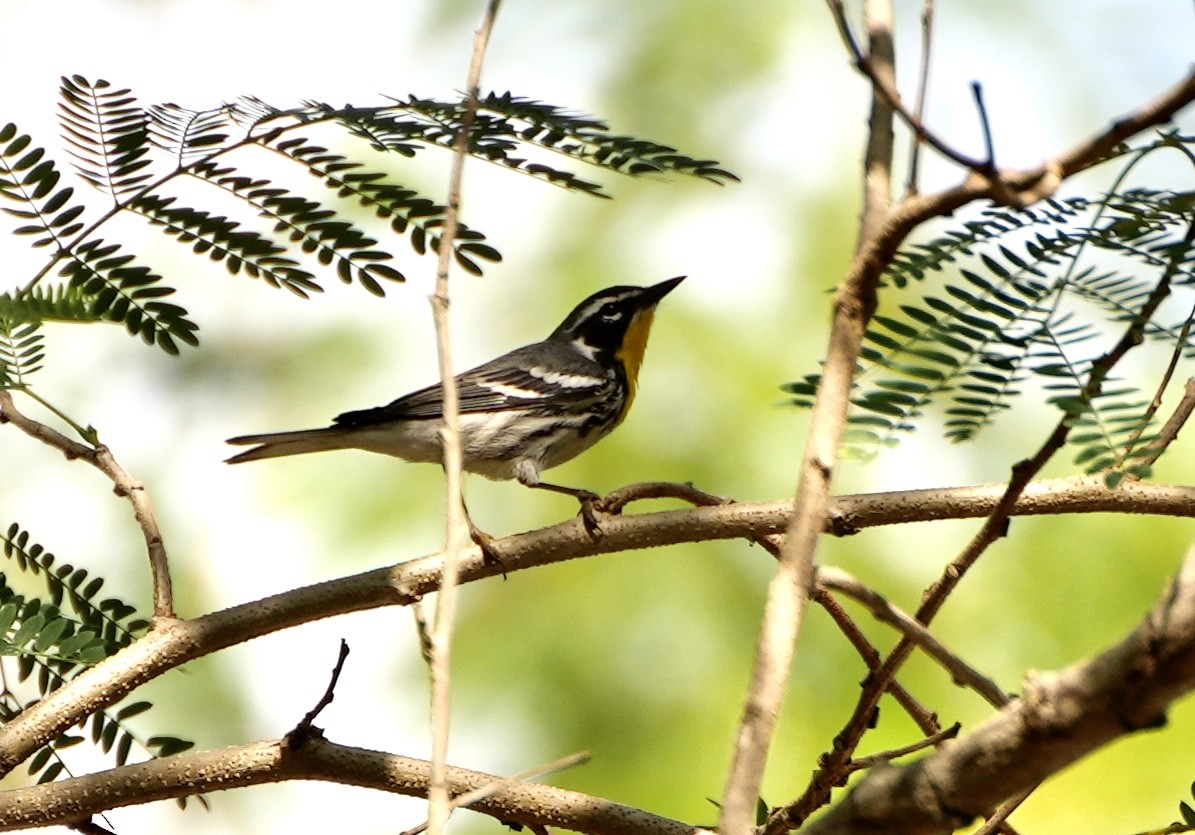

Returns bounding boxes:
[576,490,605,539]
[467,521,505,570]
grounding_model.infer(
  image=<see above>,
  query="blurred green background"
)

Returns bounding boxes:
[2,1,1194,833]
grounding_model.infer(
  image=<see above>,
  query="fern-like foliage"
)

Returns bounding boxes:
[0,317,43,388]
[267,134,500,282]
[147,102,236,167]
[59,75,152,201]
[786,133,1195,480]
[326,92,738,194]
[0,76,734,360]
[59,236,199,353]
[0,523,196,793]
[189,160,404,295]
[0,286,101,389]
[130,193,319,299]
[0,284,94,323]
[0,124,90,250]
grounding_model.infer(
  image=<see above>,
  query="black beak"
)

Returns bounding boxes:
[642,275,685,305]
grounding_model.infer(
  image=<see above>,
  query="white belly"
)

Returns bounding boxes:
[342,411,612,482]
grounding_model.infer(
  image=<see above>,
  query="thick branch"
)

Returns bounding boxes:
[0,475,1192,778]
[802,548,1195,834]
[0,737,703,835]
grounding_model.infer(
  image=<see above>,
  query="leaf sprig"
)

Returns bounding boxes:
[0,523,196,792]
[0,76,735,369]
[787,134,1195,479]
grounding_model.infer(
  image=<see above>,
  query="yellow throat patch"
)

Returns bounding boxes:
[615,306,657,412]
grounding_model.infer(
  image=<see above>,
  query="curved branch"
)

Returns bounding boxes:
[0,737,703,835]
[0,390,174,617]
[815,567,1007,708]
[0,474,1190,779]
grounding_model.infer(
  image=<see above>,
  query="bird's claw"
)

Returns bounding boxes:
[577,491,605,539]
[468,523,505,570]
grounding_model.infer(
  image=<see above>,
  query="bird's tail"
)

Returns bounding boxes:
[225,427,354,464]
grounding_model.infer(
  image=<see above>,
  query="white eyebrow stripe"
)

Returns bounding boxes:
[528,366,606,388]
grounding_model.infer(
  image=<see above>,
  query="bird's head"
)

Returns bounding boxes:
[549,277,685,376]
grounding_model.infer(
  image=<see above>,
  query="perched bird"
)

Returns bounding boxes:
[226,276,684,536]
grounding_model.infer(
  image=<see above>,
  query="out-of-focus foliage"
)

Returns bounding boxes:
[2,1,1194,833]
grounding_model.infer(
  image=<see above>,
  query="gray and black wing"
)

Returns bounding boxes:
[333,342,613,428]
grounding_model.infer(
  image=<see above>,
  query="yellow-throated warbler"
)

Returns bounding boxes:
[226,277,683,517]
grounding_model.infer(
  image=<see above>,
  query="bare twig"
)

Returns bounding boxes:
[399,751,591,835]
[825,0,986,172]
[970,81,996,170]
[1121,223,1195,467]
[972,786,1035,835]
[816,567,1009,708]
[904,0,935,196]
[426,2,503,833]
[844,723,960,773]
[0,390,175,618]
[1139,377,1195,470]
[411,599,435,666]
[601,481,734,514]
[287,640,351,743]
[801,547,1195,835]
[812,588,940,733]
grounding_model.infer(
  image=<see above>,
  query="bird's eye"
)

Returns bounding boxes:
[598,303,623,323]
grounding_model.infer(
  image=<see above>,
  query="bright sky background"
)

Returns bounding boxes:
[2,2,1194,834]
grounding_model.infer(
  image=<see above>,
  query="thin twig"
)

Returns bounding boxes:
[787,548,1195,835]
[1120,224,1195,466]
[288,640,351,743]
[824,0,986,172]
[0,390,175,618]
[972,785,1036,835]
[426,3,503,834]
[843,722,960,773]
[1139,377,1195,470]
[971,81,996,171]
[812,588,940,733]
[904,0,935,197]
[411,599,435,666]
[399,751,591,835]
[816,567,1009,708]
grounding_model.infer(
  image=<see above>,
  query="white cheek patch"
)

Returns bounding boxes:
[565,340,600,362]
[528,366,605,388]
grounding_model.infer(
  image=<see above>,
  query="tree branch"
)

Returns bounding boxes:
[0,474,1192,779]
[801,547,1195,835]
[719,1,899,829]
[426,2,503,830]
[0,390,175,618]
[0,737,702,835]
[815,567,1008,708]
